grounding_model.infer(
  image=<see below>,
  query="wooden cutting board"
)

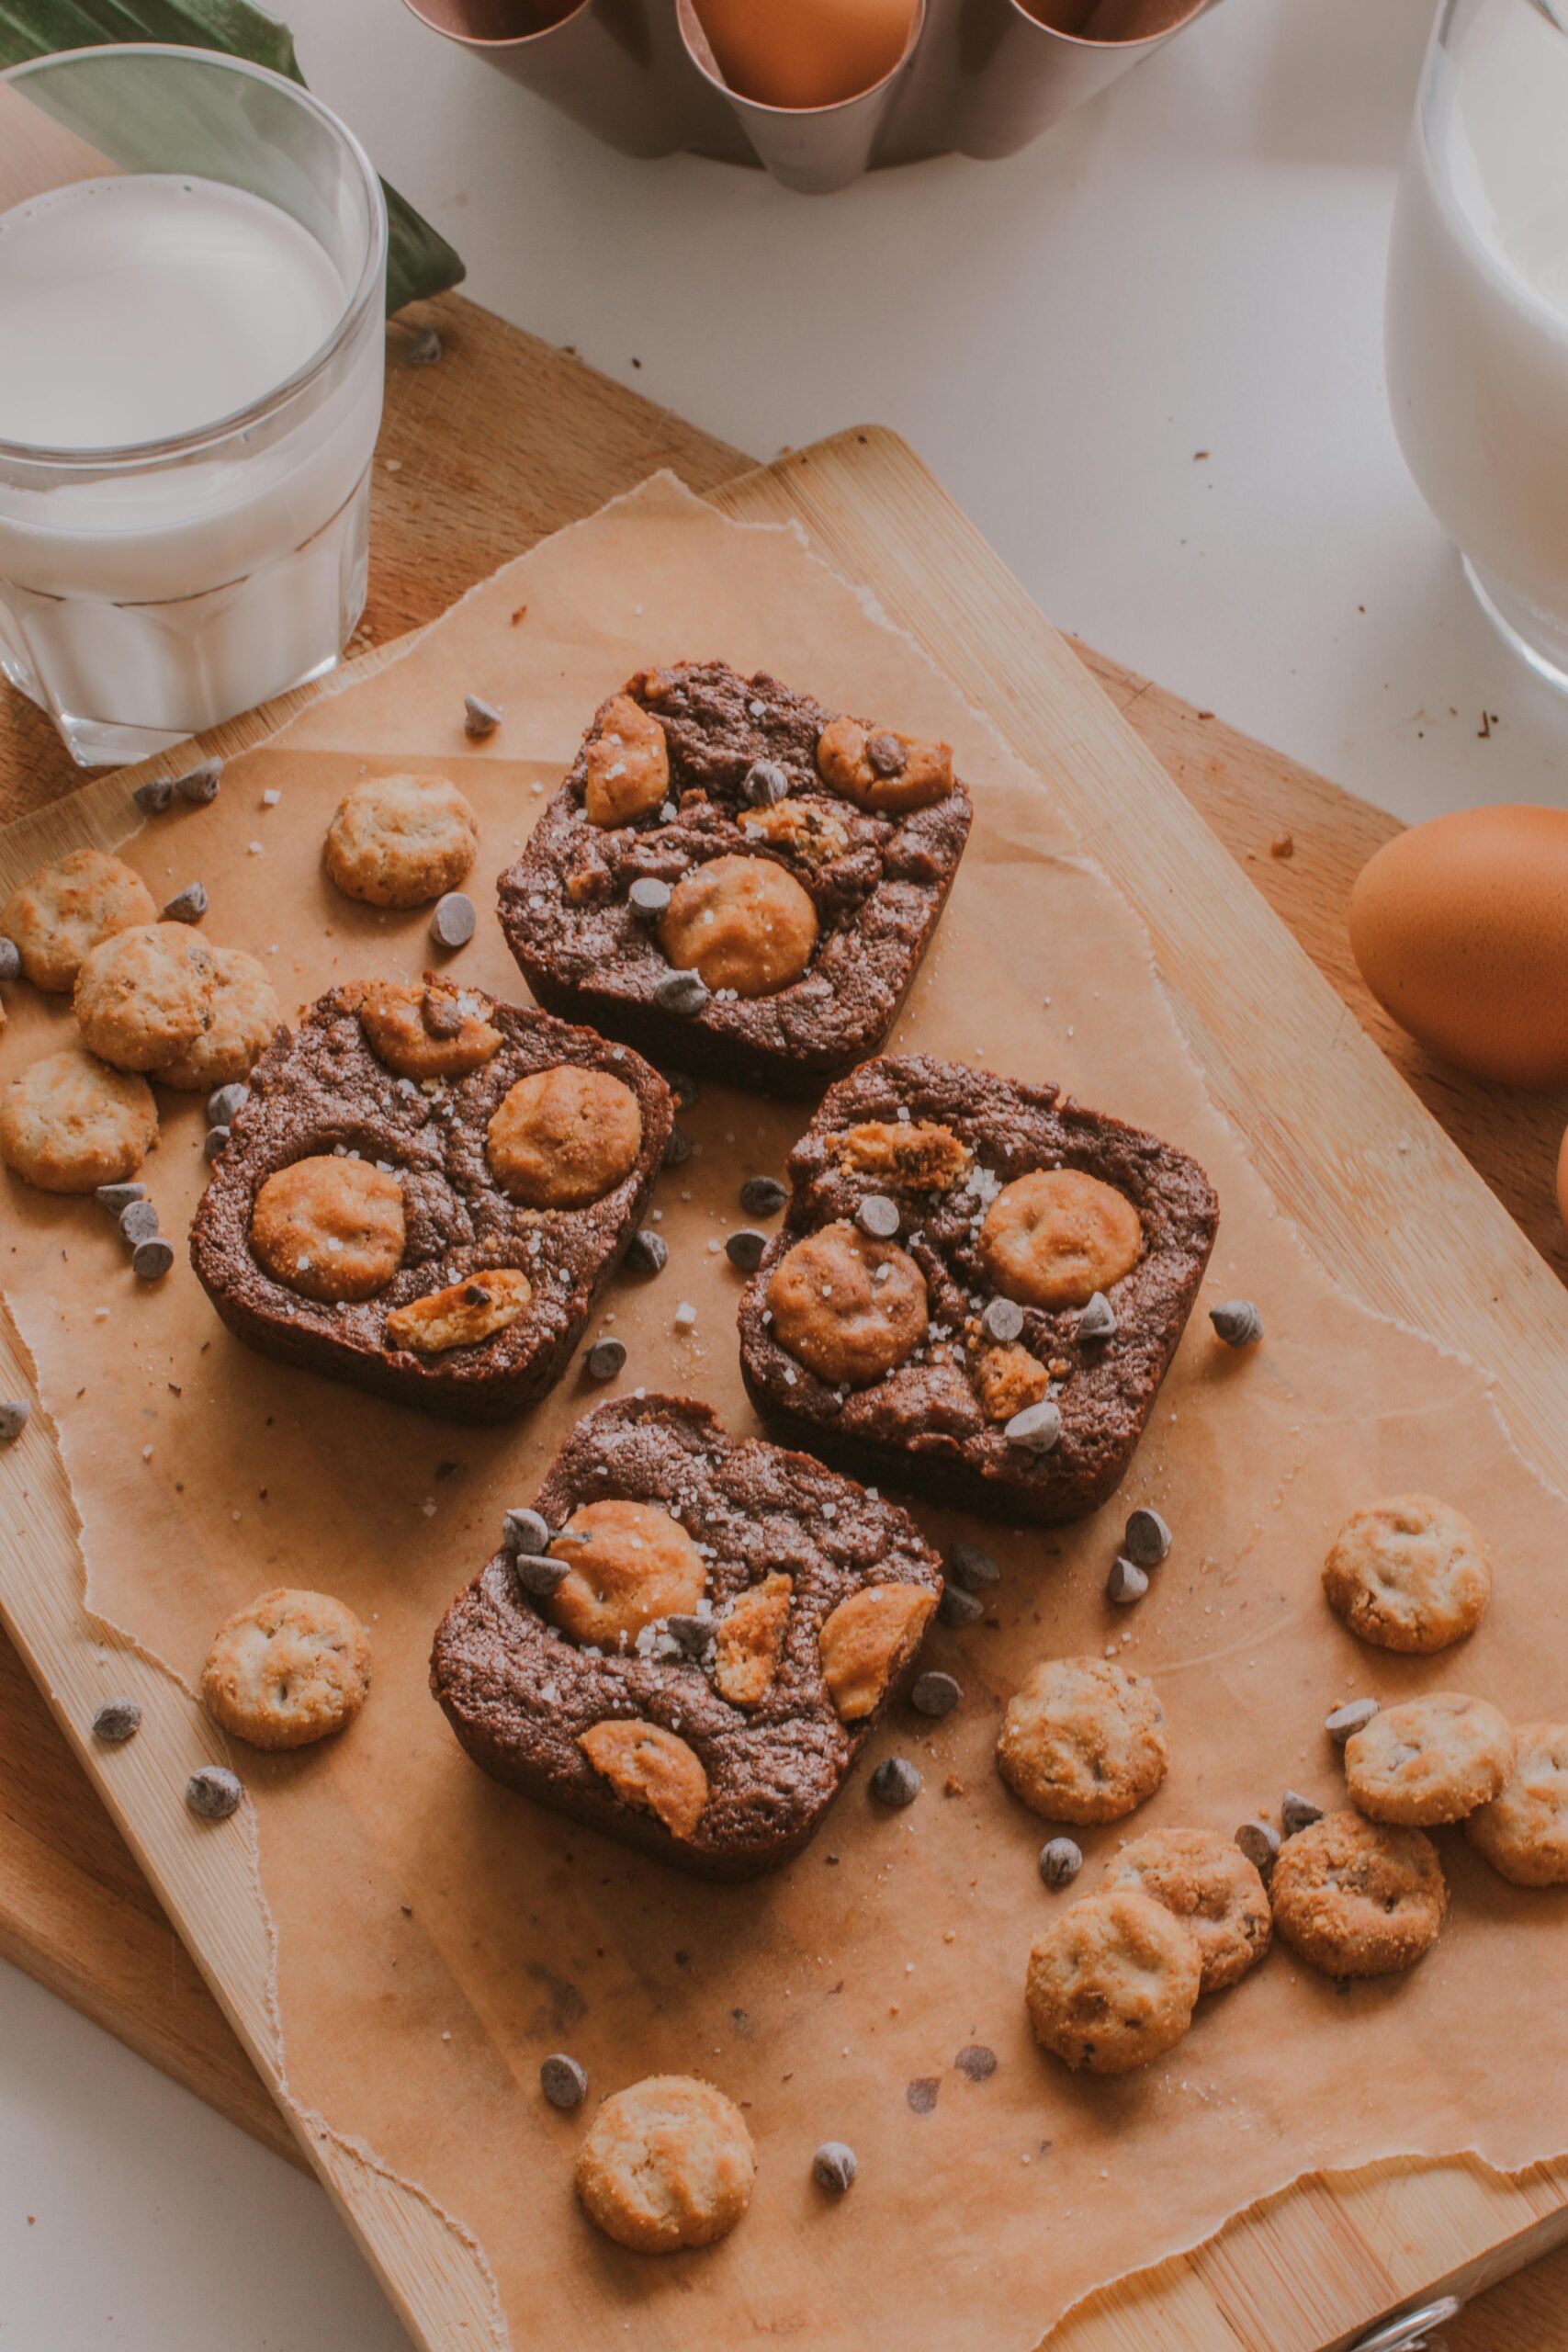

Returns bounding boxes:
[3,291,1566,2352]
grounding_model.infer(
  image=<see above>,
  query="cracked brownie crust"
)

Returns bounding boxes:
[429,1395,944,1878]
[737,1054,1219,1522]
[189,983,671,1420]
[496,662,973,1094]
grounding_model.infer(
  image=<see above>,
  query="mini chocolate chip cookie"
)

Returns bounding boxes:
[157,946,280,1091]
[2,848,157,992]
[543,1498,707,1647]
[201,1587,370,1749]
[323,772,478,908]
[766,1220,929,1387]
[1269,1810,1447,1978]
[574,2074,756,2253]
[1,1048,158,1193]
[1464,1722,1568,1885]
[1025,1888,1201,2074]
[249,1155,405,1304]
[997,1656,1168,1825]
[979,1169,1143,1312]
[1099,1826,1271,1994]
[1322,1494,1492,1654]
[485,1065,643,1208]
[73,921,217,1073]
[657,854,818,998]
[1344,1690,1515,1826]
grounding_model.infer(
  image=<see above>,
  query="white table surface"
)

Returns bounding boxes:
[6,2,1566,2346]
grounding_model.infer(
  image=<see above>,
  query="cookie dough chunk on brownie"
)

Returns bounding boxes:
[1323,1495,1492,1653]
[1270,1810,1447,1978]
[430,1394,943,1877]
[737,1053,1218,1521]
[1026,1889,1201,2074]
[1464,1723,1568,1885]
[189,979,671,1419]
[575,2075,755,2253]
[497,662,973,1095]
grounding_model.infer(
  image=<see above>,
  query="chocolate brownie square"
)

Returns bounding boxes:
[430,1395,944,1878]
[737,1054,1219,1523]
[496,661,973,1096]
[190,978,671,1421]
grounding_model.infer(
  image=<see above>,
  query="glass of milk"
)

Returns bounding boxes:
[1386,0,1568,693]
[0,45,387,764]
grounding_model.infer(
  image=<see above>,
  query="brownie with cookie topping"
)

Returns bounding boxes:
[430,1394,943,1878]
[737,1053,1218,1523]
[496,661,973,1096]
[189,978,671,1420]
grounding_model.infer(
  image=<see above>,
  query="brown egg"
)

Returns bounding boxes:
[1348,805,1568,1088]
[693,0,919,109]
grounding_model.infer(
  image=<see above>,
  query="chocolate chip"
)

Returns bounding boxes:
[162,882,208,923]
[739,1174,787,1217]
[655,970,709,1017]
[1235,1820,1280,1879]
[742,759,789,807]
[174,757,222,805]
[132,776,174,815]
[866,731,906,777]
[854,1193,900,1240]
[207,1083,249,1127]
[0,936,17,982]
[980,1296,1024,1344]
[503,1507,550,1556]
[937,1584,984,1629]
[1039,1836,1083,1889]
[906,2075,940,2115]
[586,1338,626,1381]
[516,1554,570,1599]
[406,325,443,367]
[203,1125,231,1161]
[1210,1298,1263,1348]
[725,1228,768,1272]
[628,876,671,919]
[953,2044,998,2083]
[430,891,476,949]
[947,1541,1001,1591]
[870,1756,921,1808]
[186,1765,243,1819]
[1123,1508,1171,1567]
[813,2140,857,2193]
[663,1125,694,1168]
[540,2052,587,2109]
[92,1699,141,1744]
[119,1199,160,1246]
[665,1614,711,1659]
[422,988,463,1038]
[1281,1790,1324,1838]
[96,1181,146,1215]
[626,1228,669,1275]
[1325,1696,1379,1747]
[910,1670,961,1718]
[463,694,502,739]
[0,1399,28,1444]
[1004,1400,1061,1453]
[131,1238,174,1282]
[1105,1555,1148,1606]
[1077,1291,1117,1342]
[659,1067,699,1109]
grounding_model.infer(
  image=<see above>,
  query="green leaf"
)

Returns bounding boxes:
[0,0,465,311]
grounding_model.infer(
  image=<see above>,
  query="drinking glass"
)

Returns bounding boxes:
[0,46,388,765]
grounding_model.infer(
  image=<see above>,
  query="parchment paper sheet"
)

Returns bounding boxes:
[3,477,1566,2352]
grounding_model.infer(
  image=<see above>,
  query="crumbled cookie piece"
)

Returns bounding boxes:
[832,1118,971,1193]
[767,1221,928,1386]
[738,798,849,862]
[201,1586,370,1750]
[1322,1494,1492,1654]
[486,1065,642,1208]
[816,716,954,814]
[249,1155,405,1303]
[997,1656,1168,1825]
[357,977,502,1080]
[157,947,279,1091]
[542,1498,707,1648]
[1,1048,157,1193]
[2,848,157,992]
[980,1169,1143,1311]
[1465,1723,1568,1885]
[582,694,670,828]
[579,1719,709,1840]
[658,854,818,999]
[972,1341,1050,1424]
[818,1581,936,1721]
[1344,1690,1514,1826]
[386,1269,533,1355]
[1026,1889,1201,2074]
[323,772,478,908]
[1100,1826,1271,1993]
[574,2074,754,2252]
[714,1572,792,1706]
[73,922,216,1072]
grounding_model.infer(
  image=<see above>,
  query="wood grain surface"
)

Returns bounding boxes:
[1,292,1564,2352]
